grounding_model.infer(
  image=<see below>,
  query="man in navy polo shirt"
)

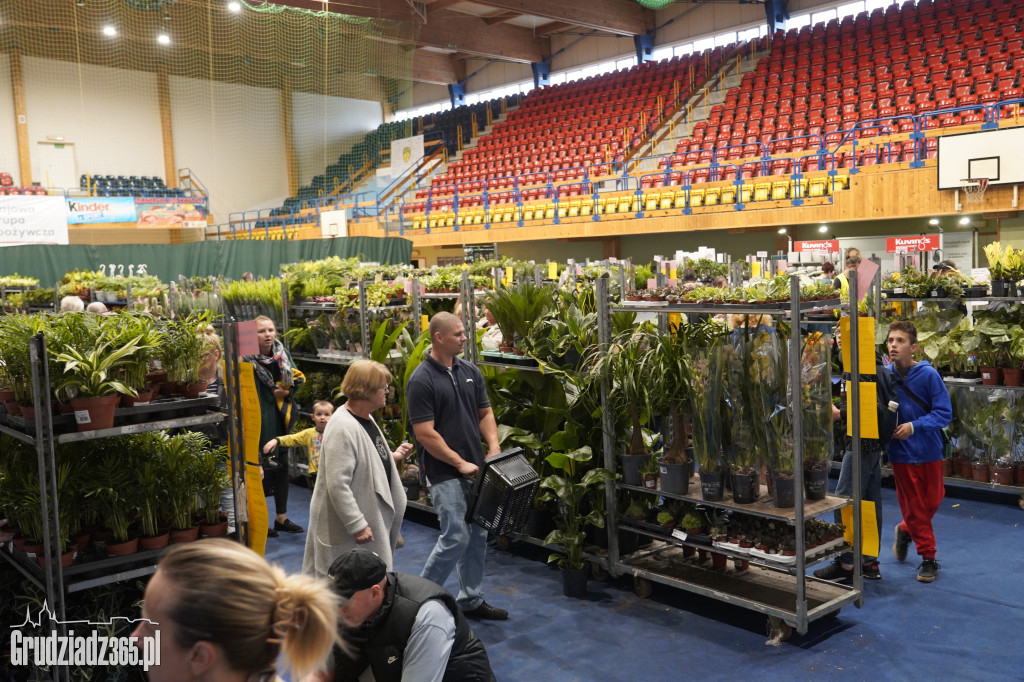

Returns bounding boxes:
[407,312,507,620]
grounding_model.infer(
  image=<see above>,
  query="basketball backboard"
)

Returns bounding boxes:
[936,127,1024,190]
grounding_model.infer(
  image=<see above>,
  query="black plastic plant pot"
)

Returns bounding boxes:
[561,566,588,598]
[804,464,829,500]
[658,460,691,495]
[730,471,759,504]
[699,469,725,502]
[771,475,796,509]
[991,279,1010,297]
[620,454,647,487]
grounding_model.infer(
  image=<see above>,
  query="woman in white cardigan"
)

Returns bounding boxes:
[303,360,412,577]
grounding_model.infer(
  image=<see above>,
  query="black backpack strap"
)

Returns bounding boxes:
[893,374,931,413]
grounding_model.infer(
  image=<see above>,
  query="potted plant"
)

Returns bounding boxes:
[484,280,556,356]
[991,454,1014,486]
[86,453,140,556]
[800,331,834,501]
[1004,328,1024,386]
[689,341,725,500]
[161,432,204,543]
[984,242,1011,296]
[720,332,762,504]
[159,312,214,398]
[540,445,617,598]
[196,445,231,536]
[639,455,659,490]
[55,334,148,431]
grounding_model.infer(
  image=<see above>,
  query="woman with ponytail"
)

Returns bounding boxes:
[133,539,339,681]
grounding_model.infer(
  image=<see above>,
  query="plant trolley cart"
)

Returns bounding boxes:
[594,275,868,642]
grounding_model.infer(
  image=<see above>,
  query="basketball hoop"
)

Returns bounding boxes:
[961,178,989,204]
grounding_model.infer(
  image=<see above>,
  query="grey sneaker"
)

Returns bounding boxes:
[917,557,939,582]
[893,523,912,562]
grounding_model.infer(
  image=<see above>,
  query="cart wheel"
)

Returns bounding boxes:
[633,576,653,598]
[823,608,841,620]
[766,616,793,646]
[495,535,512,552]
[590,563,609,581]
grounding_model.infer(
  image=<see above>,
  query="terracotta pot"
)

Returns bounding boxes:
[1003,368,1024,386]
[942,458,952,477]
[161,382,180,397]
[1015,463,1024,485]
[19,403,38,420]
[139,532,171,550]
[711,552,728,569]
[200,514,229,537]
[640,474,659,489]
[980,367,1002,385]
[958,460,973,478]
[56,401,75,415]
[121,389,154,408]
[3,400,22,416]
[182,381,209,399]
[990,466,1014,486]
[146,371,168,386]
[106,537,139,557]
[37,550,76,569]
[72,531,91,552]
[91,527,115,545]
[13,536,37,553]
[0,388,16,402]
[69,395,120,431]
[971,462,989,482]
[169,526,200,544]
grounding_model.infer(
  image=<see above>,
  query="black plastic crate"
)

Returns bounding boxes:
[466,448,540,535]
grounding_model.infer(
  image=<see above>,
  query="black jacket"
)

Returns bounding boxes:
[335,572,495,682]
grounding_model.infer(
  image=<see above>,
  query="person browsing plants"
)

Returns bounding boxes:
[885,321,952,583]
[244,315,305,538]
[264,400,334,489]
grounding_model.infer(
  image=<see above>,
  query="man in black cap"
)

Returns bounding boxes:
[312,548,496,682]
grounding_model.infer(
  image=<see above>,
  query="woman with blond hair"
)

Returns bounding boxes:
[244,315,305,537]
[303,359,412,577]
[133,539,339,682]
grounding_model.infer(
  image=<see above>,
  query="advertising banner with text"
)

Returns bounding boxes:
[794,239,840,253]
[134,196,207,228]
[66,197,137,224]
[0,196,69,247]
[886,235,939,253]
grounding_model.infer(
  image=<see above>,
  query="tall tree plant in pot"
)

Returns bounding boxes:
[541,442,617,598]
[641,320,722,495]
[591,325,657,486]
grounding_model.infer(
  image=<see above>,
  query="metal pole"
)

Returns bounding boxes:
[223,322,248,548]
[596,276,619,576]
[280,279,290,352]
[789,275,807,633]
[358,280,370,358]
[849,269,864,603]
[461,270,478,364]
[411,277,422,338]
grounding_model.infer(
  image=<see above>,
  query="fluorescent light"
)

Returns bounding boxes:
[157,33,171,45]
[102,25,117,36]
[959,217,970,226]
[228,1,242,11]
[929,218,939,225]
[818,225,828,233]
[777,227,788,234]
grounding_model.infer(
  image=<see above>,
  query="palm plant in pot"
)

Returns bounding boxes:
[160,432,204,542]
[541,444,617,598]
[159,312,214,398]
[690,340,725,500]
[483,280,555,355]
[590,325,657,486]
[106,313,164,406]
[196,445,231,536]
[86,453,140,556]
[641,320,722,495]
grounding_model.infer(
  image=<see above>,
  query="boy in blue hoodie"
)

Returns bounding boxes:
[885,321,952,583]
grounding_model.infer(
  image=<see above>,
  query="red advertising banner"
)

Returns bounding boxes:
[886,235,940,253]
[794,239,839,252]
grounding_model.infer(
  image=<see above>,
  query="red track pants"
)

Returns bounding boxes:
[891,460,945,559]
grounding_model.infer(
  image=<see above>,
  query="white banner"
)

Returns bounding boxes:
[390,135,424,178]
[0,196,69,247]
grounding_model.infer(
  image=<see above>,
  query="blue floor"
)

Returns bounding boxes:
[265,479,1024,681]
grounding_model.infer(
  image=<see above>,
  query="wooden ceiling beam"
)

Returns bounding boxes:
[466,0,652,36]
[415,12,548,62]
[411,49,466,85]
[483,11,521,26]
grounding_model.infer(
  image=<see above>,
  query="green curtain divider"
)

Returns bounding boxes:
[1,237,413,285]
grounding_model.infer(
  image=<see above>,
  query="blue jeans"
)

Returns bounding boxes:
[421,477,487,611]
[834,448,883,564]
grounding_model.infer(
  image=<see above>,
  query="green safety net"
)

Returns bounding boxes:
[3,236,412,285]
[0,0,418,184]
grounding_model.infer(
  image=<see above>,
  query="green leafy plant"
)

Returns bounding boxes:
[483,281,556,353]
[541,444,617,571]
[54,335,147,399]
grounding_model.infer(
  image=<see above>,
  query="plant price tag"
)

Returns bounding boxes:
[74,410,91,425]
[671,529,688,542]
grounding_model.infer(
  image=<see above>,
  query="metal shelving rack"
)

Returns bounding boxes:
[595,274,866,640]
[0,334,229,681]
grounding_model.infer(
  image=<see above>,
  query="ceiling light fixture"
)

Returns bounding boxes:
[228,1,242,11]
[818,225,828,233]
[929,218,939,225]
[102,25,117,36]
[777,227,788,234]
[157,33,171,45]
[959,216,970,226]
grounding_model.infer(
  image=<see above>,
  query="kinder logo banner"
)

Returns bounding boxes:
[66,198,137,224]
[0,196,69,247]
[794,239,839,252]
[886,235,939,253]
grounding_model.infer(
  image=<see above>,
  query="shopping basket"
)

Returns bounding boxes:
[466,447,540,535]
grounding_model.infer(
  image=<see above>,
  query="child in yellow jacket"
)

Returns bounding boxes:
[263,400,333,488]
